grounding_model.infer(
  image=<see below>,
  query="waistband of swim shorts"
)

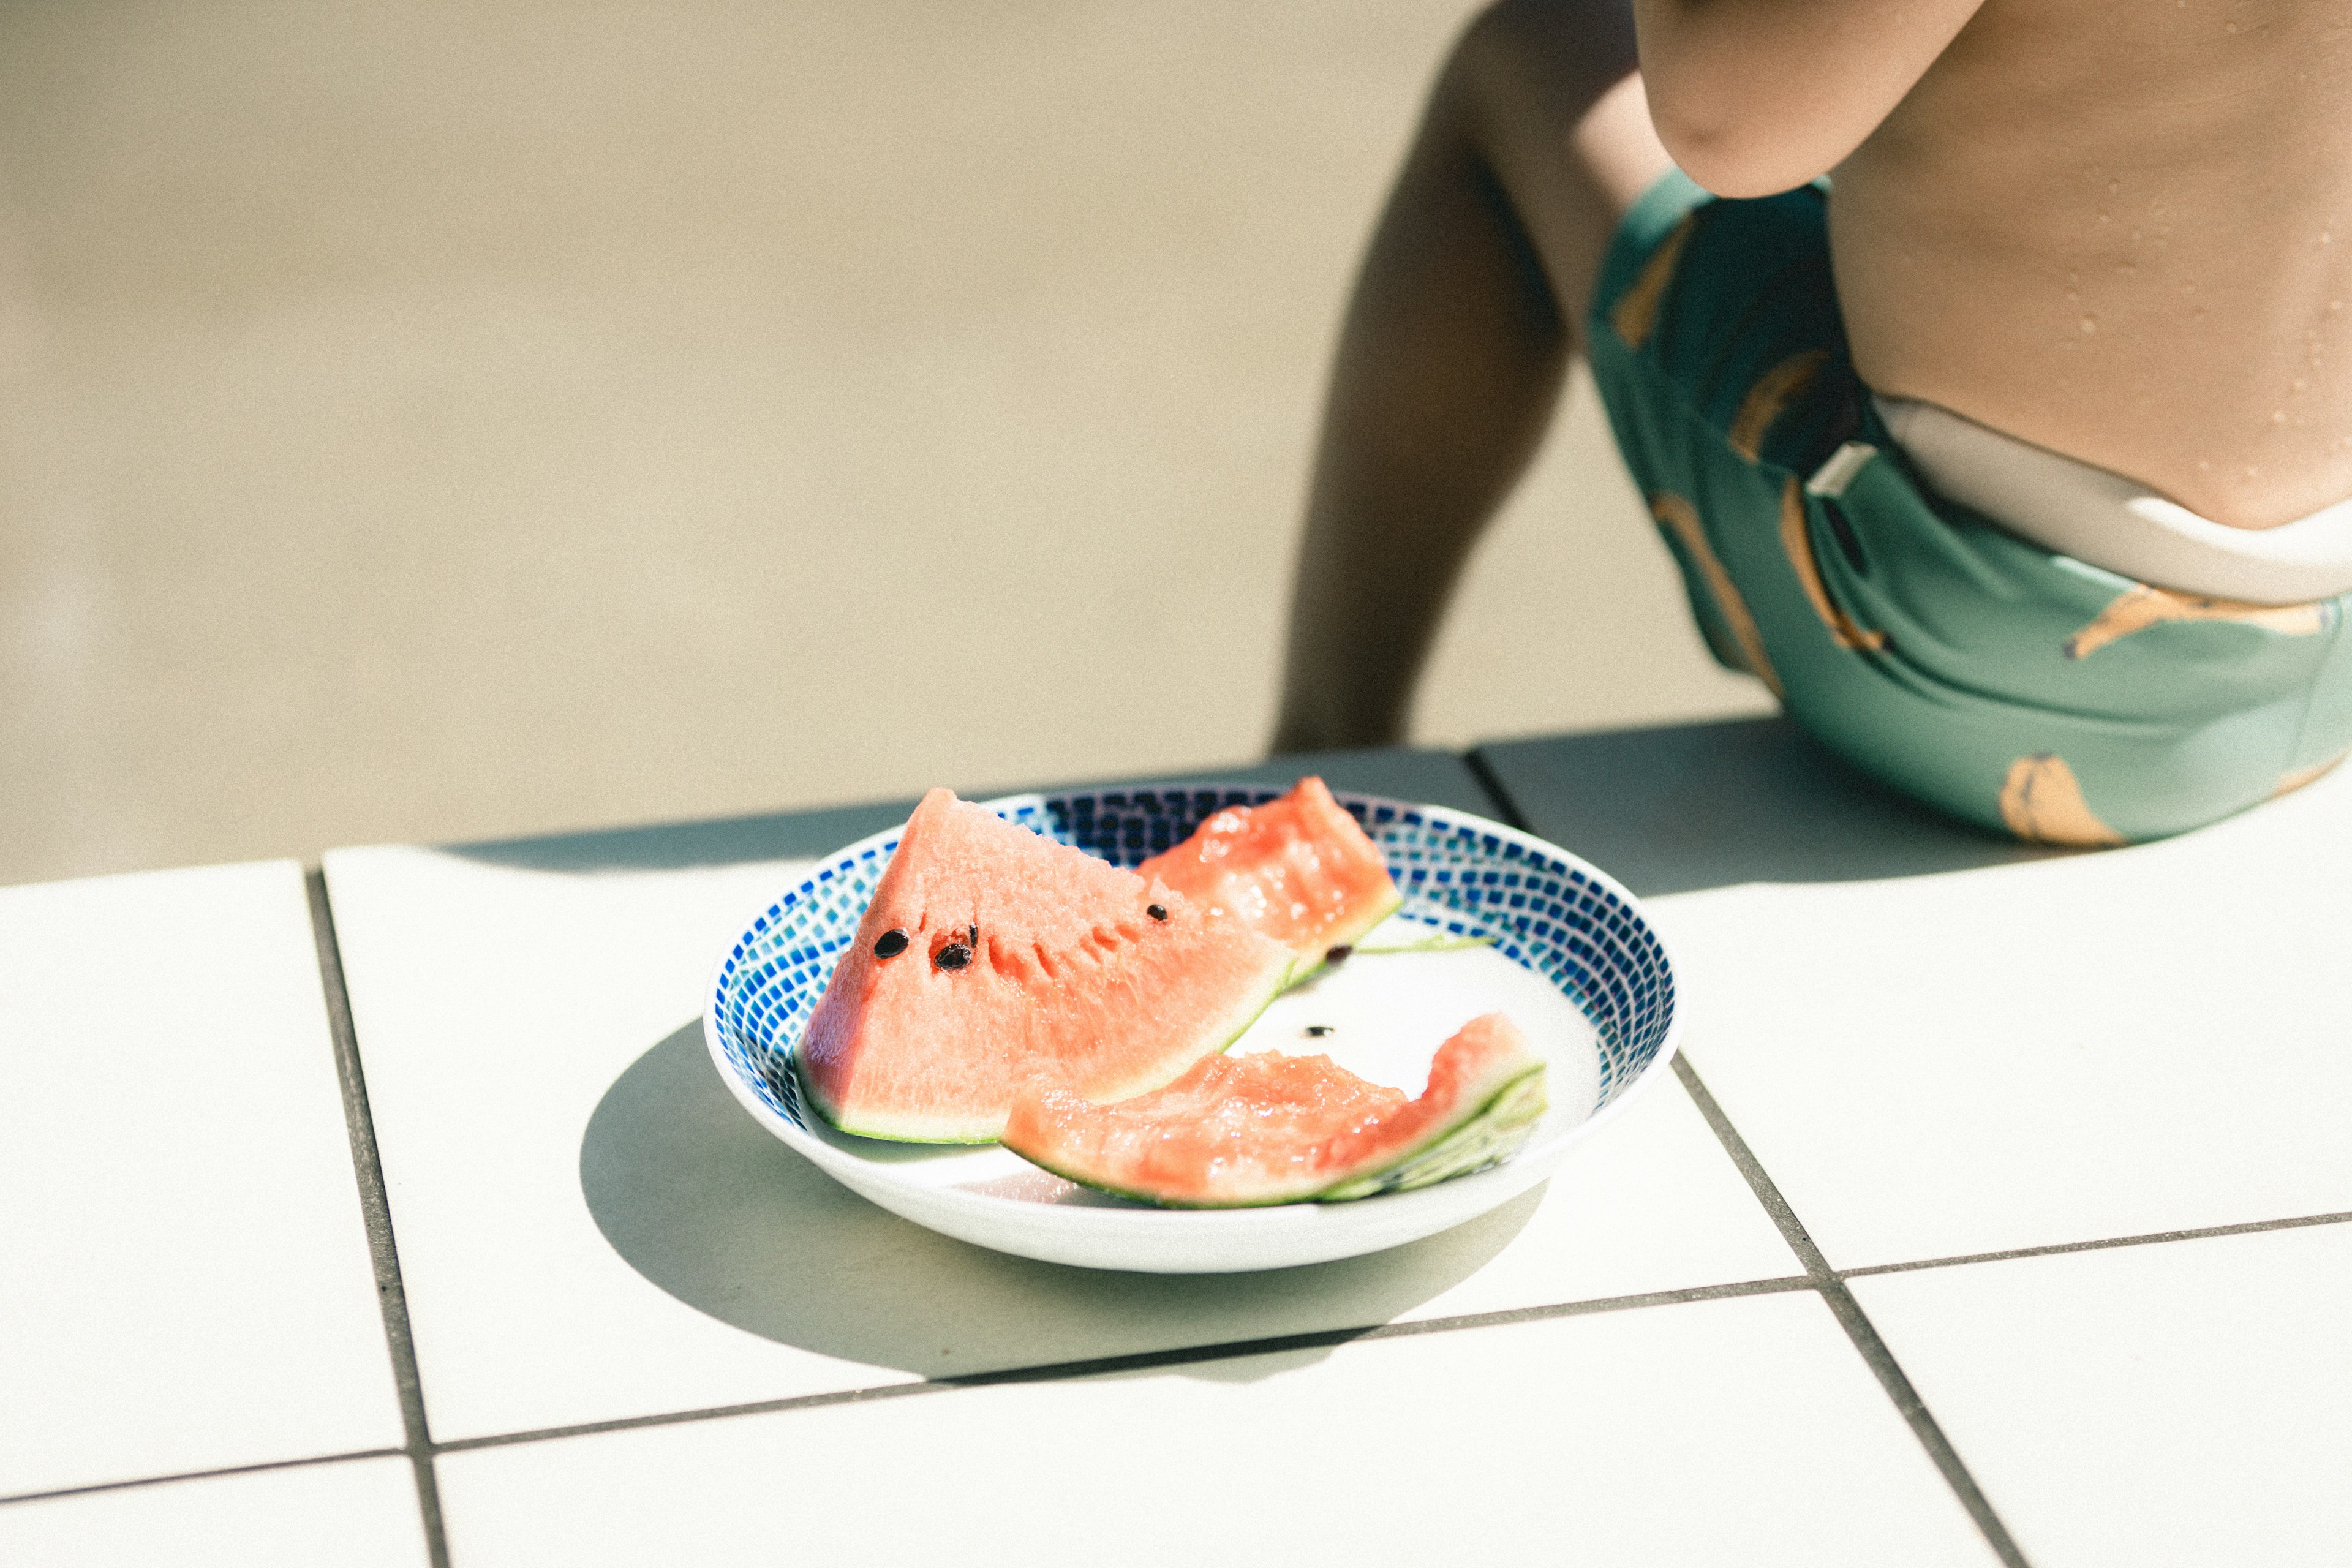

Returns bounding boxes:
[1874,394,2352,605]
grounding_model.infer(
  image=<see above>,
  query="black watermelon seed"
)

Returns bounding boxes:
[1147,903,1168,922]
[1324,944,1353,966]
[935,943,971,971]
[1305,1025,1333,1038]
[873,929,909,959]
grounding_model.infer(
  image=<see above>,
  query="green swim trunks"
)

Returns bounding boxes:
[1585,170,2352,845]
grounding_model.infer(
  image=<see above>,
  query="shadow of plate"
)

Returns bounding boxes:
[581,1022,1537,1384]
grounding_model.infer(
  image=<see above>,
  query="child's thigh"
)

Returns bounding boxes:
[1436,0,1675,327]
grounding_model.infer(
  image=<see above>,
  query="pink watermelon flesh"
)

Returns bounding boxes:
[797,788,1296,1144]
[1000,1012,1549,1207]
[1135,776,1401,970]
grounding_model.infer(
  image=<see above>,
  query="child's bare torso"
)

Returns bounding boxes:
[1829,0,2352,529]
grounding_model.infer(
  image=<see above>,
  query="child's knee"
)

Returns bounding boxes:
[1443,0,1640,121]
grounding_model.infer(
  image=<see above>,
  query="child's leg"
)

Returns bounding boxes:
[1272,0,1672,753]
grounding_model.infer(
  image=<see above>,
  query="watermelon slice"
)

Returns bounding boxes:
[798,789,1295,1144]
[1135,775,1401,969]
[1001,1012,1549,1207]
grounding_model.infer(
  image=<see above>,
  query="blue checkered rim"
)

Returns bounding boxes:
[709,786,1675,1132]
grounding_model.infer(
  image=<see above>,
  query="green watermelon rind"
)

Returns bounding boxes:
[1014,1058,1549,1210]
[795,953,1298,1145]
[1275,883,1406,992]
[1322,878,1404,956]
[1283,919,1499,992]
[1316,1064,1548,1200]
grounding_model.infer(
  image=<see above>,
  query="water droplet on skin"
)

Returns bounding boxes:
[2108,181,2122,195]
[2080,317,2098,334]
[2273,410,2288,424]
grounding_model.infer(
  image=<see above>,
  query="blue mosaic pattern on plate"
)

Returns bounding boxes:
[709,787,1676,1133]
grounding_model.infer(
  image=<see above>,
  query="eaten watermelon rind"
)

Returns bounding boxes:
[1284,924,1491,990]
[1005,1038,1550,1210]
[1317,877,1404,957]
[1314,1064,1548,1201]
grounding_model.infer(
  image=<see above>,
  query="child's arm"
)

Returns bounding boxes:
[1634,0,1984,197]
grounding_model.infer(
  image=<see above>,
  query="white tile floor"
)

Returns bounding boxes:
[12,733,2351,1564]
[0,1458,428,1568]
[0,861,403,1499]
[433,1292,1996,1568]
[322,755,1799,1443]
[1638,752,2352,1269]
[1849,1223,2352,1568]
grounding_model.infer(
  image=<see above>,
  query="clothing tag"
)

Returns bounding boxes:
[1806,441,1877,500]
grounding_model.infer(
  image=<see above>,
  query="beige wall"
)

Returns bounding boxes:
[0,0,1765,887]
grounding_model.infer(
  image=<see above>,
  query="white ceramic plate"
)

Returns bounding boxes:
[704,785,1681,1273]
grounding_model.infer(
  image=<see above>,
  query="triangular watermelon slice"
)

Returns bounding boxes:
[1000,1012,1549,1206]
[1136,775,1402,969]
[797,789,1295,1143]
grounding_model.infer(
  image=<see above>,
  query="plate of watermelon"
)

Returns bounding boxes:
[704,779,1681,1273]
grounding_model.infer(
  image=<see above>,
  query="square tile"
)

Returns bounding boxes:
[1850,1223,2352,1567]
[1486,720,2352,1267]
[0,1457,427,1567]
[326,753,1795,1442]
[435,1291,1997,1567]
[0,862,404,1497]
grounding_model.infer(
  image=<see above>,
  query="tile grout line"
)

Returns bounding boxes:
[432,1274,1822,1453]
[1838,1208,2352,1279]
[305,868,453,1568]
[0,1275,1820,1504]
[0,1449,408,1509]
[1460,748,1532,831]
[1461,748,2034,1561]
[21,1189,2347,1508]
[1672,1054,2034,1568]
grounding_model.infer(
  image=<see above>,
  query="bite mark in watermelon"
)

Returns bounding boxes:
[1136,775,1402,970]
[1000,1012,1548,1207]
[797,789,1295,1144]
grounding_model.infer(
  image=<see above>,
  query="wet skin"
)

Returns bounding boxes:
[1273,0,2352,753]
[1820,1,2352,528]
